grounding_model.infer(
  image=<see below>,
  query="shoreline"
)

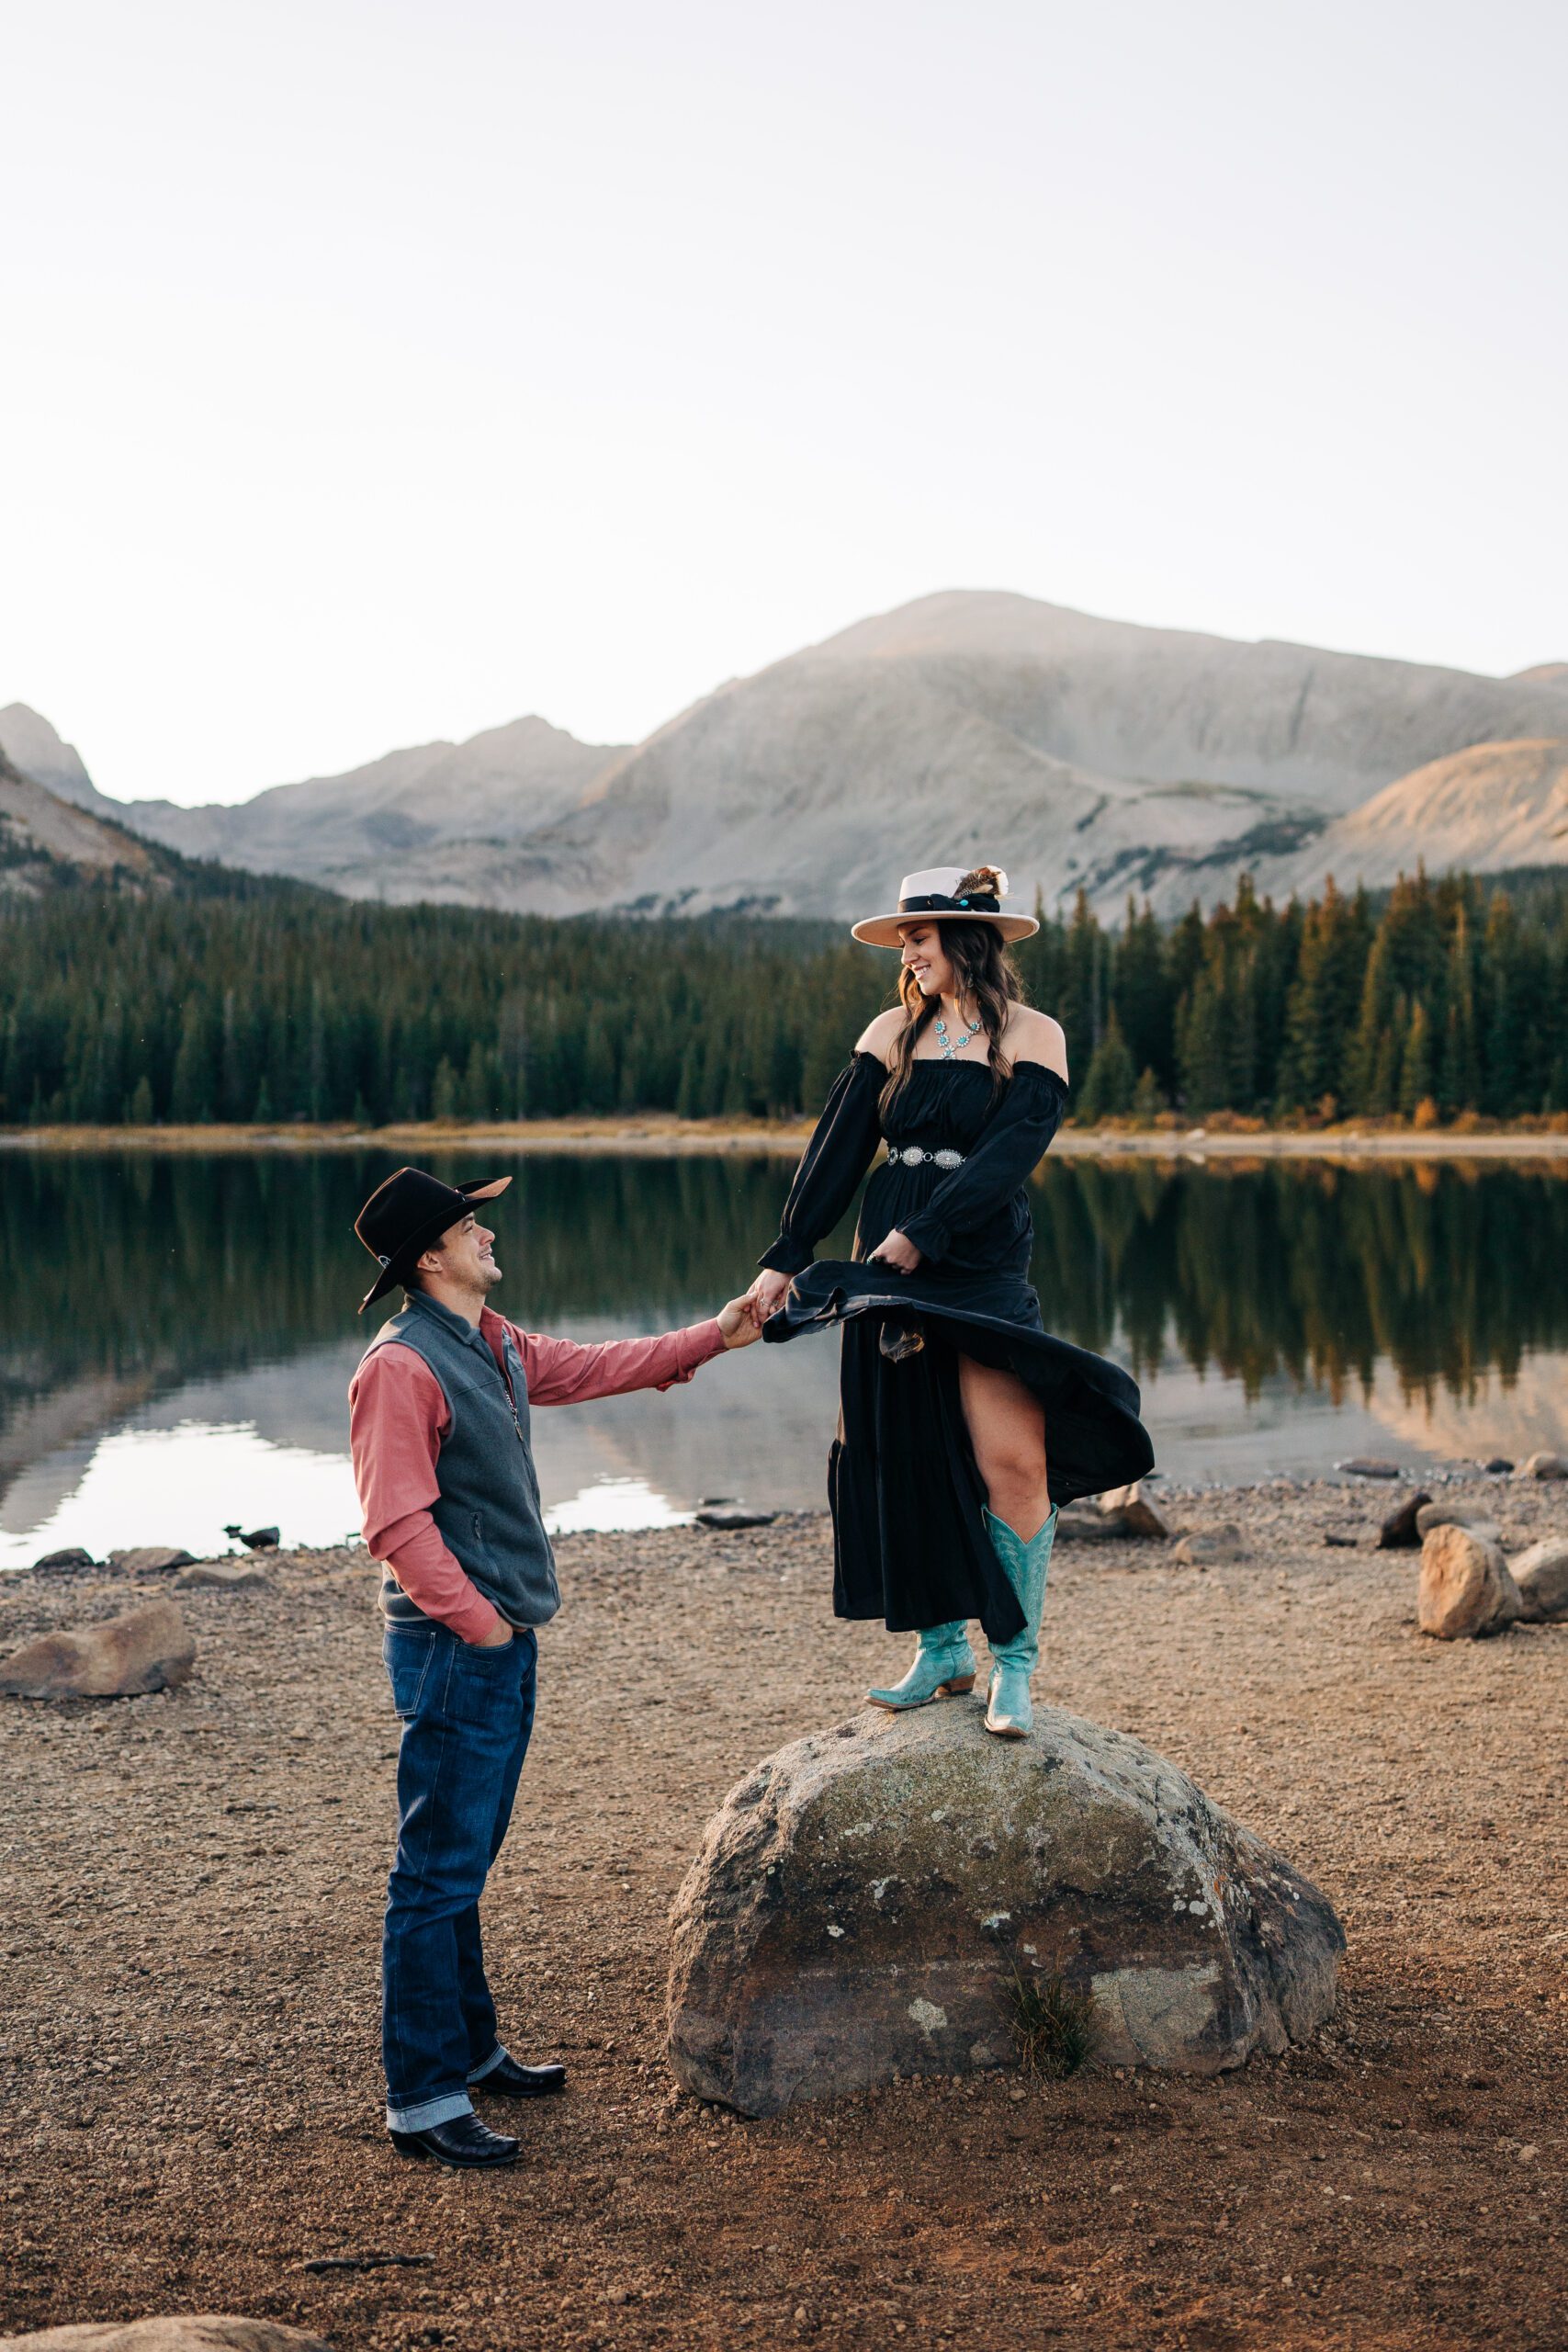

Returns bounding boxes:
[5,1114,1568,1160]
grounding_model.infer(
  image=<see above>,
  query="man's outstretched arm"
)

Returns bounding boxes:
[511,1298,759,1407]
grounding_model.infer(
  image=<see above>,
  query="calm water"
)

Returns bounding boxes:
[3,1148,1567,1568]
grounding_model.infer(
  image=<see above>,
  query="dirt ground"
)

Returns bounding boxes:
[1,1472,1564,2352]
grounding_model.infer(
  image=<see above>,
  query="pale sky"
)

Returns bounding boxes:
[4,0,1564,806]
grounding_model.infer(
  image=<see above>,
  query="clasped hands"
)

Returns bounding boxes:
[728,1228,925,1336]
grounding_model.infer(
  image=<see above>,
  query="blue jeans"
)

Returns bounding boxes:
[381,1620,537,2132]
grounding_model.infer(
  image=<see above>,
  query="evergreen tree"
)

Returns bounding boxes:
[463,1039,492,1120]
[1176,967,1230,1114]
[170,998,214,1123]
[1345,930,1397,1112]
[1077,1010,1137,1123]
[1398,999,1435,1120]
[1368,992,1406,1116]
[1131,1066,1167,1125]
[430,1057,460,1120]
[1063,890,1102,1057]
[1111,899,1169,1084]
[675,1038,703,1120]
[1438,902,1480,1114]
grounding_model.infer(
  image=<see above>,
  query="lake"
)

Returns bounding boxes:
[3,1147,1567,1569]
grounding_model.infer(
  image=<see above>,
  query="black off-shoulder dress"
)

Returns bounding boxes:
[759,1053,1155,1645]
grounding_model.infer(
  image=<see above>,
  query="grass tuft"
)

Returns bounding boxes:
[1002,1962,1101,2080]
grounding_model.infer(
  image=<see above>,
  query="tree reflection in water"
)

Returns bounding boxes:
[1032,1156,1568,1406]
[4,1150,1566,1494]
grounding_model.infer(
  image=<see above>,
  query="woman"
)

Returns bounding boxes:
[747,864,1153,1737]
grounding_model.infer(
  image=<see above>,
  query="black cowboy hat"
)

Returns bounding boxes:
[353,1165,513,1314]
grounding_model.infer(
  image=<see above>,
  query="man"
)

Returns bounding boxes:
[348,1164,759,2170]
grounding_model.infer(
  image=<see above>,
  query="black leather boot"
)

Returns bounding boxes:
[475,2053,568,2099]
[389,2112,521,2167]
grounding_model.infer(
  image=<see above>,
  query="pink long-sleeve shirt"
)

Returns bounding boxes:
[348,1306,728,1642]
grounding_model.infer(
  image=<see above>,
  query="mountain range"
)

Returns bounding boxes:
[6,591,1566,919]
[0,742,180,897]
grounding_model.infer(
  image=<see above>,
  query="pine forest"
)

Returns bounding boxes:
[2,868,1566,1129]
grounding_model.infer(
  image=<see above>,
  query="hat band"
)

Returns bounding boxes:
[897,890,1000,916]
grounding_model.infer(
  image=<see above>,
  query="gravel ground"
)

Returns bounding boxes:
[1,1473,1564,2352]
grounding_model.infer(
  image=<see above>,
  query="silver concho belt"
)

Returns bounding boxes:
[886,1145,966,1170]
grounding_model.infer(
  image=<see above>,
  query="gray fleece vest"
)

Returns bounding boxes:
[363,1289,561,1629]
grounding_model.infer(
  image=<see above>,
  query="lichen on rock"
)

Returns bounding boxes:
[667,1704,1345,2116]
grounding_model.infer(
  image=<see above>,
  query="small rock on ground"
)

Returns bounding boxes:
[1055,1510,1122,1544]
[1377,1491,1432,1549]
[32,1548,96,1572]
[1173,1527,1246,1565]
[106,1547,197,1576]
[1521,1452,1568,1480]
[1097,1481,1170,1540]
[175,1563,275,1593]
[1416,1501,1498,1541]
[1417,1526,1522,1640]
[1511,1536,1568,1623]
[0,1600,197,1700]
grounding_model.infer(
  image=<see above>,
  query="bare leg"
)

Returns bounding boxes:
[957,1355,1051,1539]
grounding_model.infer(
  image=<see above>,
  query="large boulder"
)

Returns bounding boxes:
[1417,1525,1522,1639]
[107,1546,197,1576]
[668,1705,1345,2117]
[0,1600,196,1700]
[0,2321,328,2351]
[1521,1452,1568,1481]
[1512,1537,1568,1623]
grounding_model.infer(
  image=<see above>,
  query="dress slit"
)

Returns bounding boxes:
[761,1055,1155,1639]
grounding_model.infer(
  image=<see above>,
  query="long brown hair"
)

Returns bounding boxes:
[879,866,1026,1122]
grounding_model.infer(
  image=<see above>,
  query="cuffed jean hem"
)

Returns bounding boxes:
[386,2090,473,2134]
[467,2041,510,2085]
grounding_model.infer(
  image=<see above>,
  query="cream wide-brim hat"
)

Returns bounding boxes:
[850,866,1039,949]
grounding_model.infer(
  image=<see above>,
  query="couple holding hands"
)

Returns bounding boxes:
[347,863,1152,2168]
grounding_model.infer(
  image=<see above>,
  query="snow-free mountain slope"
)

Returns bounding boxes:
[1266,739,1568,897]
[0,750,171,894]
[0,705,118,818]
[10,594,1568,917]
[505,592,1568,917]
[120,714,625,893]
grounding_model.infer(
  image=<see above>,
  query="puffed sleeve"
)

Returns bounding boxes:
[758,1053,886,1275]
[897,1062,1067,1265]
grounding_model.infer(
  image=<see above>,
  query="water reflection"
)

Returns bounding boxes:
[3,1148,1566,1566]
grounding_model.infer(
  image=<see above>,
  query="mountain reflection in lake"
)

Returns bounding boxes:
[3,1148,1566,1567]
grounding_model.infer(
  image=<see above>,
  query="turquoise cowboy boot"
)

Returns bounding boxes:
[982,1507,1057,1738]
[866,1621,976,1711]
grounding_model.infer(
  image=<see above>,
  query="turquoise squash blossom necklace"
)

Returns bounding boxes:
[934,1009,982,1059]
